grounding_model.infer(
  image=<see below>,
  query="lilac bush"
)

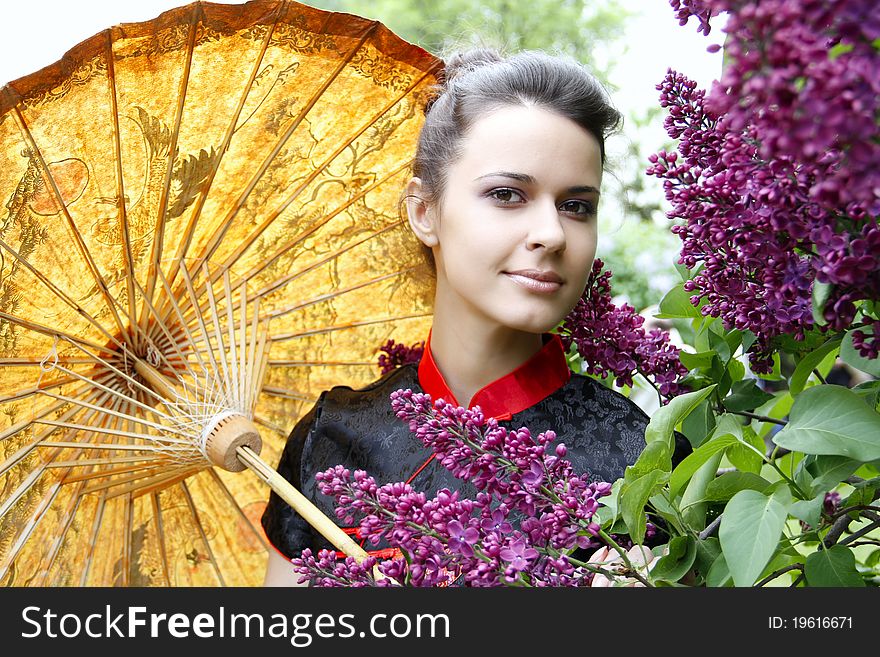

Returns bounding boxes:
[648,0,879,371]
[559,258,688,399]
[292,390,631,587]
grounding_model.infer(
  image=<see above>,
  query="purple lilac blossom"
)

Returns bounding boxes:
[378,339,425,375]
[291,390,614,586]
[649,0,879,370]
[559,259,688,398]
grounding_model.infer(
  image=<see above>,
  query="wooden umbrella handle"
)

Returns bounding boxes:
[236,445,370,563]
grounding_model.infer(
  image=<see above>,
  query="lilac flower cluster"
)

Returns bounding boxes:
[377,339,425,375]
[649,0,880,369]
[559,259,688,399]
[291,389,615,587]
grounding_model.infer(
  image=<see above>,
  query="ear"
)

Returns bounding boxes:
[405,177,439,247]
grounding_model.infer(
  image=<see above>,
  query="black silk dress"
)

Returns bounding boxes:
[261,334,690,560]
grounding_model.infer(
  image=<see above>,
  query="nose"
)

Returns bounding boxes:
[525,199,566,252]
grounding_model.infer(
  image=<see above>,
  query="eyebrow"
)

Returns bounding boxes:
[474,171,601,195]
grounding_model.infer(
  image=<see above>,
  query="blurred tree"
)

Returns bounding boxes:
[301,0,628,82]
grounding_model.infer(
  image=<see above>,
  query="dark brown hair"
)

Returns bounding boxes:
[414,48,622,204]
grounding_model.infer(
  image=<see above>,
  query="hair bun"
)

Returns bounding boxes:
[442,48,502,84]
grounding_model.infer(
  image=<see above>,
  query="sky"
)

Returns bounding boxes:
[0,1,722,99]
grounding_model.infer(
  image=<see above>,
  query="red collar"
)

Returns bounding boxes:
[417,332,571,421]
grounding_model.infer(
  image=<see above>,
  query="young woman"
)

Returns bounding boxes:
[261,49,686,586]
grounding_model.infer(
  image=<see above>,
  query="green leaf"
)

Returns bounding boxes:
[703,472,772,502]
[708,328,732,362]
[841,328,880,377]
[681,452,725,528]
[645,384,717,448]
[804,546,865,587]
[804,455,861,496]
[670,433,739,498]
[595,479,623,527]
[852,380,880,410]
[620,470,666,544]
[811,281,833,327]
[651,536,697,583]
[680,399,716,448]
[727,426,767,475]
[626,439,673,482]
[706,553,732,587]
[679,350,717,371]
[789,337,843,395]
[657,283,702,319]
[788,493,825,529]
[694,537,722,581]
[719,489,789,587]
[723,379,775,413]
[773,385,880,461]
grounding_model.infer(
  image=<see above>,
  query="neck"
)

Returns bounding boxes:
[427,317,544,408]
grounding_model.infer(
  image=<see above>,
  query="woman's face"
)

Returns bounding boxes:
[424,104,602,335]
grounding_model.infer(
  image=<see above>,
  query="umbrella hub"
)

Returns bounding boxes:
[98,325,187,405]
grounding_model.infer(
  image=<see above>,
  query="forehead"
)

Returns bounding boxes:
[452,104,603,185]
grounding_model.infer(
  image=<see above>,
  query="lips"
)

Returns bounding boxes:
[503,269,564,294]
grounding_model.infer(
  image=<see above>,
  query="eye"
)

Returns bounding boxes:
[559,199,597,217]
[487,188,526,204]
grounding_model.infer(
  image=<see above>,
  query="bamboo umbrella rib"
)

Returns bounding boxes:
[0,467,46,521]
[44,364,187,433]
[35,421,197,446]
[104,28,139,342]
[270,312,432,340]
[246,296,263,414]
[252,413,287,438]
[238,279,248,414]
[34,488,85,586]
[0,387,109,477]
[248,325,271,416]
[0,380,95,444]
[259,386,317,403]
[179,265,226,402]
[223,270,240,408]
[124,274,205,390]
[103,465,203,499]
[80,492,107,586]
[138,4,201,345]
[0,309,119,355]
[37,441,196,452]
[163,1,285,298]
[0,358,95,365]
[48,456,175,471]
[0,238,127,352]
[180,478,226,587]
[201,262,234,403]
[0,478,63,579]
[177,22,380,289]
[49,355,176,417]
[39,391,193,439]
[3,89,130,340]
[0,375,78,405]
[252,219,409,302]
[212,65,437,285]
[260,264,420,316]
[154,266,211,376]
[236,159,413,288]
[81,462,199,496]
[207,468,270,551]
[151,491,171,586]
[122,492,133,587]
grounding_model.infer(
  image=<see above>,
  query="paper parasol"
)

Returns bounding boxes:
[0,0,439,586]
